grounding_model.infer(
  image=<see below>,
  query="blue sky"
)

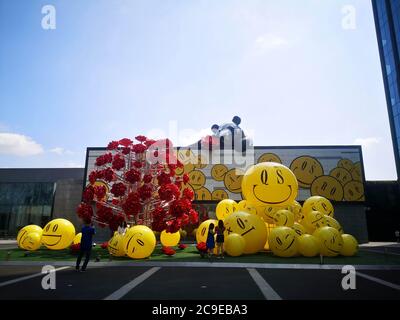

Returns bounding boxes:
[0,0,397,180]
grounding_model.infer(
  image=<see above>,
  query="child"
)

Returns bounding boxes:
[215,220,225,259]
[206,223,215,260]
[76,219,95,272]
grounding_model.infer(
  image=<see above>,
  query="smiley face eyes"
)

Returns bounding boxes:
[136,239,144,246]
[261,170,268,185]
[276,237,282,246]
[260,169,285,184]
[45,224,50,232]
[52,224,58,232]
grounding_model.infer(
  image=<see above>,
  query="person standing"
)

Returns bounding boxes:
[76,219,95,272]
[215,220,225,259]
[206,223,215,260]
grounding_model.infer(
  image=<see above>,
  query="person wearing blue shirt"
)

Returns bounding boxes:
[76,219,95,272]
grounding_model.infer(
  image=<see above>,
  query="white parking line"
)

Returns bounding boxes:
[104,267,161,300]
[0,266,70,288]
[247,268,282,300]
[357,272,400,291]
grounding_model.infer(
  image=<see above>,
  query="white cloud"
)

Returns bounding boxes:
[254,34,289,53]
[354,137,380,149]
[49,147,74,156]
[0,133,44,156]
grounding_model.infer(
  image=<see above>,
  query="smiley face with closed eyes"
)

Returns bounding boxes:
[188,170,206,190]
[224,168,244,194]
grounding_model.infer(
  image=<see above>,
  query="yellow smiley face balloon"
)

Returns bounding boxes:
[17,225,42,249]
[160,230,181,247]
[301,211,326,234]
[42,219,76,250]
[242,162,298,207]
[196,219,218,244]
[108,233,125,257]
[313,226,343,257]
[297,234,320,257]
[25,232,43,251]
[292,222,307,237]
[237,200,257,215]
[302,196,334,218]
[340,234,358,256]
[224,211,267,254]
[287,200,303,222]
[23,232,42,251]
[216,199,238,221]
[268,226,298,257]
[224,233,246,257]
[123,225,156,259]
[73,233,82,245]
[324,216,343,234]
[273,209,295,227]
[255,205,286,224]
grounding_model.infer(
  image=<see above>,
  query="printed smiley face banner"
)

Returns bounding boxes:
[85,146,366,202]
[172,146,366,202]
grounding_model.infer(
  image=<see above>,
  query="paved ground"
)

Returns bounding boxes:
[0,263,399,300]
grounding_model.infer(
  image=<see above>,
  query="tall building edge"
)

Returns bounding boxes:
[371,0,400,181]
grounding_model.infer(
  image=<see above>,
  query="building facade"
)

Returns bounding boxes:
[372,0,400,180]
[0,168,84,237]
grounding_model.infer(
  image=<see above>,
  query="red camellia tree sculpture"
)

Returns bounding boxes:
[76,136,199,233]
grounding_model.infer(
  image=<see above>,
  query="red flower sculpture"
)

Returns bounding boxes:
[77,135,199,232]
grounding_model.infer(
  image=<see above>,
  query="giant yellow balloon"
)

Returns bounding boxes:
[273,209,295,227]
[268,227,298,257]
[224,233,246,257]
[123,225,156,259]
[340,234,358,256]
[196,219,218,244]
[160,230,181,247]
[303,196,334,218]
[301,211,326,234]
[73,233,82,245]
[108,233,125,257]
[242,162,298,207]
[236,200,257,215]
[17,225,42,249]
[216,199,238,220]
[297,234,320,257]
[224,211,267,254]
[42,219,76,250]
[313,226,343,257]
[22,232,42,251]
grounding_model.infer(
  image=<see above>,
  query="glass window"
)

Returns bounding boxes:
[0,182,56,236]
